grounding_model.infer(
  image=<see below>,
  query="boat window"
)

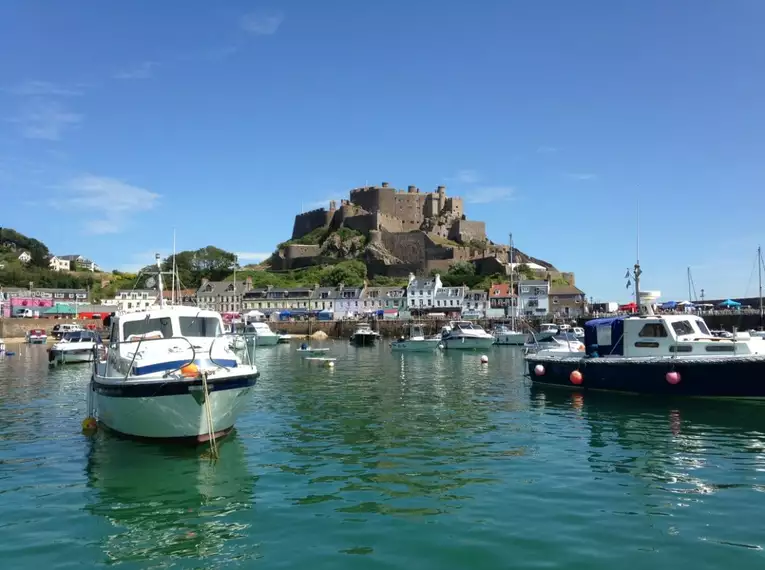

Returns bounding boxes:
[179,316,222,337]
[638,323,668,337]
[695,320,711,335]
[669,345,692,353]
[671,321,695,336]
[634,341,660,348]
[123,317,174,339]
[706,344,735,352]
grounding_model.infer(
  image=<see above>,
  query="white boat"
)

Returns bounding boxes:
[296,342,330,356]
[572,326,585,341]
[493,232,526,346]
[49,330,102,365]
[524,331,585,355]
[89,254,259,443]
[26,328,48,344]
[350,322,380,346]
[440,320,495,349]
[277,332,292,343]
[243,321,279,347]
[492,323,526,345]
[391,324,441,351]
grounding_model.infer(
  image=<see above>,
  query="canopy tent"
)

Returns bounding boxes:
[718,299,741,308]
[661,301,678,309]
[43,303,76,315]
[618,302,638,312]
[245,310,265,318]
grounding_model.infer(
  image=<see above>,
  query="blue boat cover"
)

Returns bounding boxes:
[584,317,625,356]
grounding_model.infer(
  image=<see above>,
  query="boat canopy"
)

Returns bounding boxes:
[583,317,625,356]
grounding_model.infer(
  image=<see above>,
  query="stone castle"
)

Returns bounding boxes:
[274,181,557,279]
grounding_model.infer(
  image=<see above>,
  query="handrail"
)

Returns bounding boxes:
[94,335,198,379]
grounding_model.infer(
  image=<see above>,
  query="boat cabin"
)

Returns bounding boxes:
[60,330,101,343]
[108,306,224,343]
[584,315,765,358]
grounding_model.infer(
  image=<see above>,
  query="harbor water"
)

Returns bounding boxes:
[1,341,765,568]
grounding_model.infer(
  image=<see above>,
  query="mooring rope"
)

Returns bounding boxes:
[201,371,219,460]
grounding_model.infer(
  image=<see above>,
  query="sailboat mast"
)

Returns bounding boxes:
[758,245,763,326]
[509,233,515,329]
[156,253,165,308]
[171,229,176,305]
[687,266,692,302]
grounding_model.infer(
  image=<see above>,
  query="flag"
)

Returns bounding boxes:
[624,270,630,279]
[626,280,631,288]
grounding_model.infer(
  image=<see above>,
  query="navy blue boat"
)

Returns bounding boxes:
[526,313,765,399]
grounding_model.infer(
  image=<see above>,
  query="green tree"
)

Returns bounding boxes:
[29,247,49,269]
[319,260,367,287]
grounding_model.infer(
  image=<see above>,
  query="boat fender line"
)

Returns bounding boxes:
[201,371,219,461]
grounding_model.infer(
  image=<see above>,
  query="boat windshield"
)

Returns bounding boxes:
[62,331,97,342]
[695,319,711,335]
[123,317,174,340]
[179,316,222,337]
[671,320,696,336]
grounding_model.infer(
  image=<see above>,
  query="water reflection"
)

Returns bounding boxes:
[85,434,257,566]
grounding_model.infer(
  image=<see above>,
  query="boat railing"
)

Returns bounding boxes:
[210,333,256,369]
[95,336,198,379]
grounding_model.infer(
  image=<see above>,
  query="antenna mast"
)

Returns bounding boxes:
[634,199,642,314]
[759,245,763,327]
[156,253,165,308]
[171,229,176,305]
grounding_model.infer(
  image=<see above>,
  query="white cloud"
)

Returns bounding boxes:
[113,61,160,80]
[241,11,284,35]
[51,174,160,234]
[10,99,82,141]
[566,173,597,181]
[235,252,271,262]
[454,169,480,184]
[4,80,84,96]
[464,186,515,204]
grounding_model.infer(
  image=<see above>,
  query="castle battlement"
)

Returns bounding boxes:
[296,206,328,216]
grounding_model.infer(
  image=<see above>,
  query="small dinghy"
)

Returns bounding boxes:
[296,342,330,356]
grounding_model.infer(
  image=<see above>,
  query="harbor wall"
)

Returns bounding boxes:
[0,318,104,339]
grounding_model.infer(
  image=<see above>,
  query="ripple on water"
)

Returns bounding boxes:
[1,343,765,568]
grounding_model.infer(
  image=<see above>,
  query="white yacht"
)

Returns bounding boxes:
[243,321,279,347]
[350,322,380,346]
[391,323,441,351]
[49,330,102,365]
[440,320,495,349]
[88,254,259,443]
[492,323,526,346]
[524,330,585,355]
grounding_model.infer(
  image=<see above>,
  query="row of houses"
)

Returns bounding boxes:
[195,273,587,318]
[10,251,102,272]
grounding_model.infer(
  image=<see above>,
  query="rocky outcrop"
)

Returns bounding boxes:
[363,241,401,265]
[319,233,366,259]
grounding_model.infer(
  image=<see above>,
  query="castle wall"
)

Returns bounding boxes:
[292,208,332,239]
[448,219,486,243]
[285,244,321,260]
[380,230,429,265]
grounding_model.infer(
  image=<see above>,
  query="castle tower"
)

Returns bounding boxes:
[437,185,446,212]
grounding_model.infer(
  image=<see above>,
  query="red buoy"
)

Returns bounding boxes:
[666,371,681,385]
[534,364,545,376]
[570,370,583,385]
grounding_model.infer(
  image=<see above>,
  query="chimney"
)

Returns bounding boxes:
[201,278,209,287]
[437,185,446,193]
[407,185,416,193]
[381,182,389,188]
[408,272,416,285]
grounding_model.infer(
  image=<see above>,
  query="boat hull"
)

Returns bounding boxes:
[92,372,258,440]
[50,348,94,364]
[245,335,279,347]
[526,355,765,398]
[442,336,495,350]
[494,333,526,346]
[351,334,378,346]
[391,340,441,351]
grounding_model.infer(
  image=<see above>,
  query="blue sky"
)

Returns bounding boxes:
[1,0,763,301]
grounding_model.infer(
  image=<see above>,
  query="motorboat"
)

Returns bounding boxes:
[49,330,102,365]
[296,342,330,356]
[524,331,585,355]
[572,326,585,341]
[526,263,765,398]
[243,321,279,347]
[350,322,380,346]
[88,254,259,443]
[391,324,441,351]
[440,320,495,349]
[277,331,292,343]
[492,323,526,346]
[26,328,47,344]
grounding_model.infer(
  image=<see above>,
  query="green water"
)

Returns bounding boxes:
[1,342,765,569]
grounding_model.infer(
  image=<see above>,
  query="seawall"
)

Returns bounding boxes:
[0,318,104,339]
